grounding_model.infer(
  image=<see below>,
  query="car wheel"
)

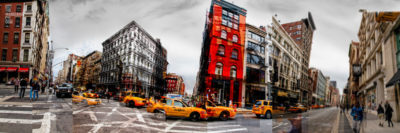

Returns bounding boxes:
[219,111,229,121]
[256,114,261,118]
[129,101,135,108]
[265,111,272,119]
[190,112,200,121]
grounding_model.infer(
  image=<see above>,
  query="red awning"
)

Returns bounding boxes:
[18,68,29,73]
[7,67,18,72]
[0,67,6,72]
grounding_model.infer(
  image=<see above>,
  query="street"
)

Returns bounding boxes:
[272,107,339,133]
[72,100,273,133]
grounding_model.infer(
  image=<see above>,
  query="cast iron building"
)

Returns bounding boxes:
[100,20,168,97]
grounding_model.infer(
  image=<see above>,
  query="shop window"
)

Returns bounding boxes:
[221,30,227,39]
[215,62,223,76]
[217,45,225,56]
[230,66,237,78]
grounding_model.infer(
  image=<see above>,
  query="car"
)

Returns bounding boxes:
[113,91,127,101]
[252,100,274,119]
[287,104,308,113]
[148,98,208,121]
[56,83,74,98]
[122,91,147,108]
[311,104,320,109]
[72,91,101,105]
[83,91,99,98]
[205,101,236,121]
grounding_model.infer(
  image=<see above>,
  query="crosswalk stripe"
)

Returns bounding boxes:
[0,110,32,114]
[207,128,248,133]
[0,104,32,108]
[0,118,42,124]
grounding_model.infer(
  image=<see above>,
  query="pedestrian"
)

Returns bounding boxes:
[29,77,35,102]
[385,101,394,127]
[33,79,40,101]
[351,102,363,133]
[106,88,110,103]
[377,102,384,127]
[14,78,20,93]
[19,78,28,99]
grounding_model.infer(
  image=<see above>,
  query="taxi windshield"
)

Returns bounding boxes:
[207,101,217,107]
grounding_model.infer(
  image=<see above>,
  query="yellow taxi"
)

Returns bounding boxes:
[252,100,274,119]
[72,91,101,105]
[148,98,208,121]
[122,91,147,108]
[287,103,308,113]
[83,91,98,98]
[205,101,236,121]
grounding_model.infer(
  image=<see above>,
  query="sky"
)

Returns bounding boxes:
[49,0,400,95]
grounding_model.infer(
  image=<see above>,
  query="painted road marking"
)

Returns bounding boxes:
[89,111,98,122]
[135,109,145,123]
[0,104,33,108]
[0,118,42,124]
[32,112,56,133]
[165,119,181,132]
[0,110,32,114]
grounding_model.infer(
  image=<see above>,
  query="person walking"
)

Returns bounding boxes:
[19,78,28,99]
[351,103,363,133]
[377,102,385,127]
[29,77,34,102]
[385,101,394,127]
[14,78,20,93]
[32,79,40,101]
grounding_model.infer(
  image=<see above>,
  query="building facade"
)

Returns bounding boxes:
[242,24,268,107]
[0,0,49,84]
[100,20,168,97]
[196,0,247,106]
[310,68,327,105]
[73,51,102,90]
[165,73,185,95]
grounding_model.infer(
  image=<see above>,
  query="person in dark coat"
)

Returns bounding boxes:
[32,79,40,101]
[377,103,385,127]
[385,101,394,127]
[19,78,28,99]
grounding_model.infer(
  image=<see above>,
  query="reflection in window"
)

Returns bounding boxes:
[230,66,237,78]
[215,62,223,76]
[218,45,225,56]
[231,49,238,59]
[232,35,238,43]
[221,30,227,39]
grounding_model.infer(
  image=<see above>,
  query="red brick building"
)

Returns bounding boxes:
[0,1,25,83]
[196,0,247,106]
[165,73,185,95]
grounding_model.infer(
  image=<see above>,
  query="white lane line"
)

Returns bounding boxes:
[0,110,32,114]
[207,128,248,133]
[88,107,117,133]
[165,119,181,132]
[273,122,283,129]
[0,118,42,124]
[89,111,98,122]
[135,109,145,123]
[0,104,33,108]
[32,112,57,133]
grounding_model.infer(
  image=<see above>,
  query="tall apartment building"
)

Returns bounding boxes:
[282,12,316,105]
[196,0,247,106]
[100,20,168,97]
[74,51,102,89]
[242,24,268,107]
[347,10,400,121]
[267,16,304,106]
[0,0,49,84]
[310,68,327,105]
[165,73,185,95]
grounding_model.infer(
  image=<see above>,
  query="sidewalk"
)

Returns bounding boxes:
[338,112,352,133]
[344,109,400,133]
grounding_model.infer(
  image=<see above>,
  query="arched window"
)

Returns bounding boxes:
[230,66,237,78]
[231,49,238,59]
[232,34,238,43]
[215,62,223,76]
[221,30,227,39]
[218,45,225,56]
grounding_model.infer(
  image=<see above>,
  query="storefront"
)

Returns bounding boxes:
[245,85,265,107]
[366,87,376,110]
[0,67,22,84]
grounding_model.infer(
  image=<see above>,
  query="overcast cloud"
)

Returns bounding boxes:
[49,0,400,95]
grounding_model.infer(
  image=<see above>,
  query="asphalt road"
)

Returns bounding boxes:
[72,100,273,133]
[272,107,339,133]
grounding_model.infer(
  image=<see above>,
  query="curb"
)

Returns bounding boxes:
[331,109,340,133]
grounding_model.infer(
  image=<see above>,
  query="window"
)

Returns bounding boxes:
[15,17,20,27]
[217,45,225,56]
[215,62,223,76]
[12,49,17,61]
[233,23,238,30]
[13,32,19,44]
[166,99,172,106]
[1,49,7,61]
[16,5,22,12]
[230,66,237,78]
[289,27,293,30]
[232,35,238,43]
[6,5,11,13]
[222,10,228,16]
[24,33,30,43]
[296,37,301,41]
[228,12,233,18]
[234,14,239,20]
[174,101,184,107]
[247,41,265,54]
[231,49,238,59]
[3,33,9,44]
[247,53,264,64]
[222,19,227,26]
[297,25,301,29]
[27,5,32,12]
[221,30,227,39]
[26,17,31,26]
[228,22,232,28]
[5,16,10,28]
[23,49,28,62]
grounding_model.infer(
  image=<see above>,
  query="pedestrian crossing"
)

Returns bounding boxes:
[0,104,45,132]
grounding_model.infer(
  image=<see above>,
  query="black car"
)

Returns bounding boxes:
[56,83,74,98]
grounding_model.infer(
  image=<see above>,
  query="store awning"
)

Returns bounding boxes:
[386,70,400,87]
[18,68,29,73]
[0,67,6,72]
[277,91,288,97]
[7,67,18,72]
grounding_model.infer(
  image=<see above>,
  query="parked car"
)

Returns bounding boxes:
[56,83,74,98]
